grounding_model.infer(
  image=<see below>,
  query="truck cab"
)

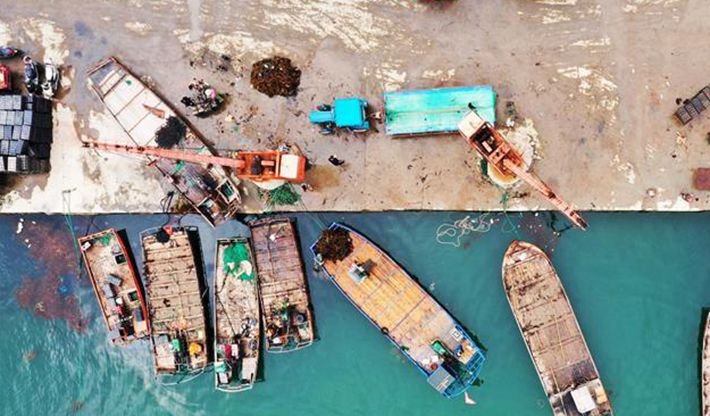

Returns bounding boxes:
[309,97,370,134]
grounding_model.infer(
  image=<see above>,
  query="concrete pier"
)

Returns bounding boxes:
[1,0,709,215]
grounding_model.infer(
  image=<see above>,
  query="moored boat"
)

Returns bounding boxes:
[140,226,209,375]
[213,238,261,392]
[702,310,710,416]
[86,56,241,227]
[249,218,315,352]
[502,240,612,416]
[78,228,149,345]
[311,223,486,398]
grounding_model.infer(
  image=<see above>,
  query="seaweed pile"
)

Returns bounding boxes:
[250,56,301,97]
[155,116,186,149]
[315,228,353,262]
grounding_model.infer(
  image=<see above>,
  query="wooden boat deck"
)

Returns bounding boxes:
[214,238,261,391]
[141,227,209,374]
[702,312,710,416]
[313,223,485,397]
[78,229,148,345]
[87,56,240,226]
[322,227,475,368]
[503,241,612,416]
[250,218,314,352]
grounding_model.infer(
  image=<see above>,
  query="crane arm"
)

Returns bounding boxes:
[83,141,245,169]
[502,159,588,230]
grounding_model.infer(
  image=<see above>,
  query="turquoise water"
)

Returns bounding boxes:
[1,212,708,415]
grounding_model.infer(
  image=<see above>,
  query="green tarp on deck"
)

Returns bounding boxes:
[384,86,496,136]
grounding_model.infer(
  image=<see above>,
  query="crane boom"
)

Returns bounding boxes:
[83,141,245,169]
[502,159,588,230]
[458,111,588,230]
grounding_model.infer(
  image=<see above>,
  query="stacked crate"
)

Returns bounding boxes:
[675,86,710,125]
[0,94,52,174]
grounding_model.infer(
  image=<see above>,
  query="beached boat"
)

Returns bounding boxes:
[502,241,612,416]
[78,228,149,345]
[140,226,209,375]
[311,223,486,398]
[249,218,315,352]
[86,56,241,227]
[213,238,261,392]
[702,311,710,416]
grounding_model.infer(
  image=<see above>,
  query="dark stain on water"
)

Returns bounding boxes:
[13,218,88,332]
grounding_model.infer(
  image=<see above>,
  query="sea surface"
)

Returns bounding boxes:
[0,212,707,416]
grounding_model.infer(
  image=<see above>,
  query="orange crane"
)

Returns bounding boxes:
[83,141,307,184]
[458,111,588,230]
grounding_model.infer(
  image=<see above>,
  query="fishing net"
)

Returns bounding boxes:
[435,193,572,255]
[223,243,254,281]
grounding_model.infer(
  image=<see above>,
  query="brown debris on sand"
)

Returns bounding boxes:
[250,56,301,97]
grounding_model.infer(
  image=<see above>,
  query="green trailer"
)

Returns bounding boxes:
[384,86,496,137]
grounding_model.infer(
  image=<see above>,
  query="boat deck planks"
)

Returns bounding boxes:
[250,218,314,352]
[78,229,149,345]
[213,238,261,391]
[503,241,612,416]
[87,56,240,226]
[141,227,209,374]
[324,231,456,365]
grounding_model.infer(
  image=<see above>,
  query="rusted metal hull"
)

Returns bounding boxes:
[141,226,210,375]
[78,228,149,345]
[86,56,241,227]
[213,238,261,392]
[249,217,315,353]
[502,241,612,416]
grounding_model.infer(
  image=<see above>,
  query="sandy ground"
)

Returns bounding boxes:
[1,0,710,216]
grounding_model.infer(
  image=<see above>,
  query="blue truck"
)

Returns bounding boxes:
[309,97,370,134]
[309,86,496,137]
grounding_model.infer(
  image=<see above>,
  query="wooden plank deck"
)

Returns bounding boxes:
[87,57,240,227]
[141,227,209,373]
[322,228,461,367]
[250,218,314,351]
[503,241,612,416]
[78,229,149,344]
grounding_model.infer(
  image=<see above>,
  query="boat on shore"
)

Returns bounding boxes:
[213,238,261,392]
[140,226,209,375]
[86,56,241,227]
[702,310,710,416]
[311,223,486,398]
[502,240,612,416]
[78,228,149,345]
[249,218,315,352]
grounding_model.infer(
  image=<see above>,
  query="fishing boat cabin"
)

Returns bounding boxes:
[78,229,149,345]
[234,151,306,183]
[141,226,209,375]
[311,223,486,398]
[214,238,261,392]
[250,218,315,352]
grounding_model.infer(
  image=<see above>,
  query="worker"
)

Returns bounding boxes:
[328,155,345,166]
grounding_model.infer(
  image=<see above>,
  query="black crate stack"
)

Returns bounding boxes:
[0,94,52,174]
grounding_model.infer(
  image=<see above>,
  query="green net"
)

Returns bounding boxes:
[223,243,255,281]
[96,232,114,247]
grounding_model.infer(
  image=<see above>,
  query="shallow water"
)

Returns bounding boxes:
[1,212,707,415]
